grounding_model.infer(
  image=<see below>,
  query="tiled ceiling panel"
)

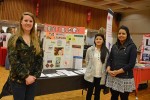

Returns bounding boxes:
[87,0,104,2]
[60,0,150,12]
[120,7,136,10]
[124,0,142,3]
[105,3,120,7]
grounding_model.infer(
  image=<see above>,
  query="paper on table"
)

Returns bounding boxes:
[61,71,78,76]
[78,68,86,74]
[40,73,47,77]
[74,70,84,74]
[56,71,66,76]
[56,69,68,72]
[135,63,145,68]
[45,73,60,77]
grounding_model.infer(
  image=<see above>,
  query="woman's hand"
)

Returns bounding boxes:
[107,70,116,77]
[106,66,122,77]
[25,75,36,85]
[108,68,125,77]
[110,70,119,77]
[106,66,115,77]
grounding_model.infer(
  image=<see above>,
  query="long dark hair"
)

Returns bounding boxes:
[94,34,109,63]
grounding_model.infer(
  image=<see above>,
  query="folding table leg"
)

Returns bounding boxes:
[135,90,138,100]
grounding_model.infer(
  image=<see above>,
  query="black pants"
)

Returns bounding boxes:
[110,88,129,100]
[10,81,36,100]
[86,77,101,100]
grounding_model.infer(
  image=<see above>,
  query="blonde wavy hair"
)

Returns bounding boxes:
[13,12,41,55]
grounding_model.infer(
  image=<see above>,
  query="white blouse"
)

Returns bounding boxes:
[93,47,102,78]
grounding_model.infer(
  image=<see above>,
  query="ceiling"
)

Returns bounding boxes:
[60,0,150,13]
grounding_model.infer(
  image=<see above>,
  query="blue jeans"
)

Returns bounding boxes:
[10,81,36,100]
[5,54,10,70]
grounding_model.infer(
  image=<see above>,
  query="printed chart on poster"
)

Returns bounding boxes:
[43,24,85,69]
[140,34,150,64]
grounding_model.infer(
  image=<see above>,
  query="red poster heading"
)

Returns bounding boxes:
[44,24,85,34]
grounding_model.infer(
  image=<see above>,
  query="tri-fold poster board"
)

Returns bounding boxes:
[140,34,150,64]
[43,24,85,69]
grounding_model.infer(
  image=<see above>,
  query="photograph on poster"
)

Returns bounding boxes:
[146,39,150,46]
[55,57,61,67]
[45,59,54,68]
[57,40,62,46]
[54,47,64,56]
[144,47,150,51]
[142,53,150,61]
[48,60,52,63]
[66,40,70,46]
[66,35,72,41]
[46,32,55,40]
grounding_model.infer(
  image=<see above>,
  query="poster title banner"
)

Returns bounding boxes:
[44,24,85,34]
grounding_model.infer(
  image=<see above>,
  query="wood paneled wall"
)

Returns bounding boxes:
[0,0,36,21]
[0,0,118,31]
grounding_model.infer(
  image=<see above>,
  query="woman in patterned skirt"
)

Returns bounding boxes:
[106,25,137,100]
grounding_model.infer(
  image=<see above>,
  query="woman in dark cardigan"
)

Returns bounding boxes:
[106,25,137,100]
